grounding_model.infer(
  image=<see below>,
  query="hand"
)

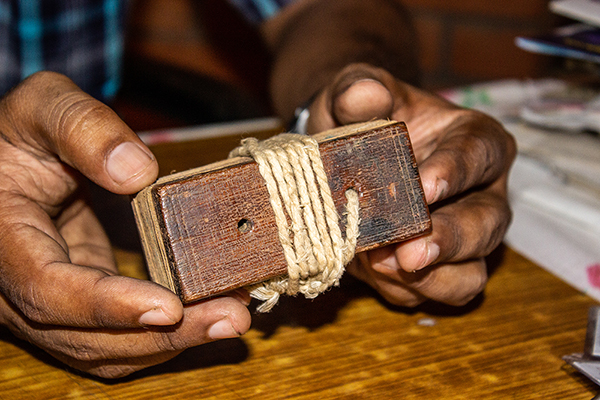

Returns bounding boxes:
[0,72,251,378]
[307,63,516,307]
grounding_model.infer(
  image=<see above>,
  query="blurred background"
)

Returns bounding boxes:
[112,0,563,131]
[99,0,600,303]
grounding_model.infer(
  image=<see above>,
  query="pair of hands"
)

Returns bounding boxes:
[0,64,514,378]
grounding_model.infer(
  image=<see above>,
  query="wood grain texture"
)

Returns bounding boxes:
[0,247,596,399]
[0,129,596,399]
[133,121,431,303]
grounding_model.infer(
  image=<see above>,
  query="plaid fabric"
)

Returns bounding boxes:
[227,0,298,24]
[0,0,127,102]
[0,0,295,100]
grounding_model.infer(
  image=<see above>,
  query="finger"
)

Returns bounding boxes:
[390,179,511,273]
[332,79,393,125]
[417,114,516,204]
[390,259,488,306]
[0,200,183,328]
[2,295,251,379]
[49,349,184,379]
[347,253,426,307]
[364,249,487,306]
[306,63,397,134]
[0,71,158,195]
[55,195,118,274]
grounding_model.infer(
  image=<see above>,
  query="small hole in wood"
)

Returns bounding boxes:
[237,218,254,234]
[346,181,362,198]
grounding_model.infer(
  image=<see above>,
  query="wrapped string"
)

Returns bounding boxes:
[229,133,360,312]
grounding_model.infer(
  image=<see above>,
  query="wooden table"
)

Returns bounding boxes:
[0,127,598,399]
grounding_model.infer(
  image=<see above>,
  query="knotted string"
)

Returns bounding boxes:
[229,133,360,312]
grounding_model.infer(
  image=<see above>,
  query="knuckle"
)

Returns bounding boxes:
[13,71,62,99]
[451,134,490,180]
[449,112,512,181]
[22,70,66,87]
[5,72,70,117]
[49,95,111,149]
[0,70,116,161]
[16,323,104,364]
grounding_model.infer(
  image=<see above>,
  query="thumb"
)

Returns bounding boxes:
[332,78,393,125]
[0,71,158,194]
[306,64,394,134]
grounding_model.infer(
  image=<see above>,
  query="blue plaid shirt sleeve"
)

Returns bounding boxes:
[227,0,298,24]
[0,0,297,101]
[0,0,127,102]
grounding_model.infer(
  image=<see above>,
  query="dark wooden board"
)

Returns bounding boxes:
[133,120,431,303]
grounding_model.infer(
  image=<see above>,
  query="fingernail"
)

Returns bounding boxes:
[435,178,449,202]
[139,307,177,326]
[416,240,440,271]
[208,317,240,340]
[107,142,155,184]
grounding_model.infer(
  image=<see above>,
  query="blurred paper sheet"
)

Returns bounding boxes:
[443,80,600,300]
[506,149,600,301]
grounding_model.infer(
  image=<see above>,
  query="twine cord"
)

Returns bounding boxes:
[229,134,360,312]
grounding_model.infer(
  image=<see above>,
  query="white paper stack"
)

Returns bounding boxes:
[504,122,600,300]
[442,79,600,301]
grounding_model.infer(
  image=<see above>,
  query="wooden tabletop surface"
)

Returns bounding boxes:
[0,127,598,399]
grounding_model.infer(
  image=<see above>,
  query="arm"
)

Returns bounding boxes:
[262,0,419,121]
[263,0,516,307]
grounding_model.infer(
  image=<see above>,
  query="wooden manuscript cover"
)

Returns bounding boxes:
[132,120,431,303]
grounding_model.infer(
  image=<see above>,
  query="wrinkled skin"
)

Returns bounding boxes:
[307,64,516,307]
[0,72,251,379]
[0,61,515,378]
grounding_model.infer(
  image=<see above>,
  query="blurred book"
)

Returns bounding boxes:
[516,24,600,64]
[550,0,600,27]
